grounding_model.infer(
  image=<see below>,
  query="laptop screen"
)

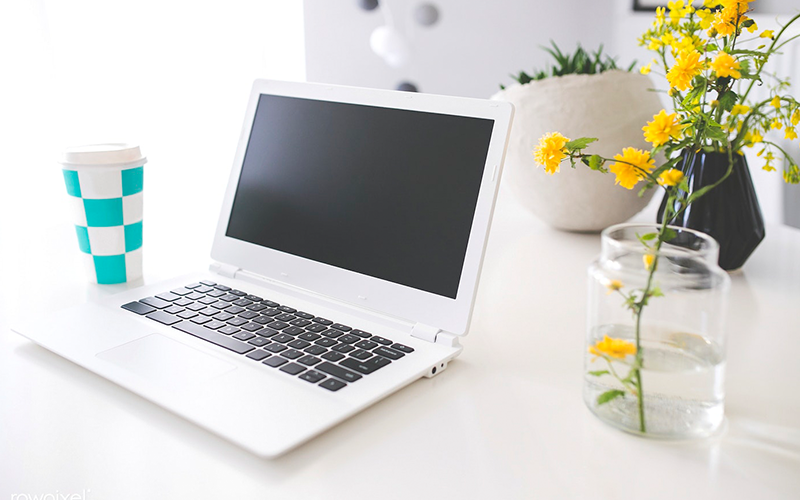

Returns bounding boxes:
[225,94,494,300]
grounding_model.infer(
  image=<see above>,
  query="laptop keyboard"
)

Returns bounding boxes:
[120,280,415,392]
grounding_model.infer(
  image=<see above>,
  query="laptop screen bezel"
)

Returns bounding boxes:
[211,80,513,336]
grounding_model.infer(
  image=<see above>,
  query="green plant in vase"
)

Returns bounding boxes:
[533,0,800,434]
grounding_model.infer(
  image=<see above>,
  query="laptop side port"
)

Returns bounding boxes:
[424,359,450,378]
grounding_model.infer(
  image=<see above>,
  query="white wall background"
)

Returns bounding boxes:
[304,0,800,226]
[0,0,305,272]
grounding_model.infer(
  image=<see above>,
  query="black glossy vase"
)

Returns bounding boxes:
[657,150,765,271]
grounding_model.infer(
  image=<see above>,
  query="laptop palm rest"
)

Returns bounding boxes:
[96,334,237,391]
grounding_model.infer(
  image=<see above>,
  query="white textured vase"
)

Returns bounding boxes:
[492,70,663,232]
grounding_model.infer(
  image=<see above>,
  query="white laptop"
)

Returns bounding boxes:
[13,80,514,458]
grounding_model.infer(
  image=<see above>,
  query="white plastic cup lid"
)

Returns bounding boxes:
[60,143,147,169]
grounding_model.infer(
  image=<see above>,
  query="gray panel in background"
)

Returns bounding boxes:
[784,183,800,229]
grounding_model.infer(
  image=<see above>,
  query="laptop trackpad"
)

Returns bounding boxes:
[96,333,237,390]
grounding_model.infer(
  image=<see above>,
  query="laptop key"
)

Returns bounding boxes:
[321,329,343,338]
[218,325,240,335]
[298,332,321,341]
[305,323,328,333]
[283,326,305,336]
[278,306,296,313]
[215,312,234,322]
[264,343,287,353]
[229,289,247,297]
[226,306,246,315]
[156,292,180,302]
[248,337,270,347]
[262,300,280,308]
[170,287,192,296]
[245,295,262,301]
[186,292,205,300]
[263,356,288,367]
[199,280,216,286]
[146,311,182,325]
[177,310,197,320]
[312,317,332,325]
[290,319,311,327]
[195,285,214,293]
[321,351,345,362]
[239,311,260,320]
[253,315,274,325]
[233,298,253,307]
[207,290,226,298]
[190,315,212,325]
[272,333,293,343]
[316,362,362,382]
[227,317,248,327]
[246,350,270,361]
[319,378,347,392]
[332,344,355,353]
[173,321,254,354]
[341,356,391,375]
[211,301,230,310]
[280,363,306,376]
[174,297,193,307]
[232,331,256,341]
[262,308,281,317]
[121,301,156,315]
[269,321,290,330]
[185,282,202,289]
[275,313,295,322]
[299,370,326,383]
[331,323,352,332]
[241,323,264,332]
[187,302,206,311]
[370,336,393,345]
[351,329,372,338]
[205,320,226,330]
[282,349,304,360]
[355,340,378,350]
[350,349,372,360]
[295,311,314,320]
[164,305,184,315]
[304,345,327,355]
[373,346,404,360]
[391,343,415,353]
[198,307,220,317]
[256,328,280,338]
[288,339,310,349]
[140,296,171,309]
[199,297,217,305]
[298,355,322,366]
[219,294,239,302]
[247,303,268,312]
[315,338,337,347]
[214,285,231,291]
[338,334,359,344]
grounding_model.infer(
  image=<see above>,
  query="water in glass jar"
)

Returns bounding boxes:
[584,324,725,439]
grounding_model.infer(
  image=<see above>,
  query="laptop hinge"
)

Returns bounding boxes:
[210,262,241,279]
[410,323,460,347]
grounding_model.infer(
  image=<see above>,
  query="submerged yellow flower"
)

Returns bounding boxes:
[658,168,684,186]
[710,52,741,79]
[610,148,656,189]
[589,335,637,359]
[533,132,570,174]
[666,51,703,91]
[643,110,683,147]
[643,253,656,270]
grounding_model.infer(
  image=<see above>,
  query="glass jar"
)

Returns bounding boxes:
[585,223,730,439]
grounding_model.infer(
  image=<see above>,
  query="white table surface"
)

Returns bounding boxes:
[2,166,799,500]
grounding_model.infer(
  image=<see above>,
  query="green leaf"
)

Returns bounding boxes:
[588,370,610,377]
[639,232,658,241]
[718,90,739,114]
[588,154,603,170]
[661,227,677,241]
[597,389,626,405]
[565,137,598,151]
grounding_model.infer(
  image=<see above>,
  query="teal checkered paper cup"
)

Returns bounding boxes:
[59,144,147,284]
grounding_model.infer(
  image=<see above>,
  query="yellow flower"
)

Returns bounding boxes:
[658,168,684,186]
[661,32,679,48]
[605,280,624,293]
[710,52,741,79]
[745,129,763,146]
[792,110,800,126]
[655,6,666,27]
[746,20,758,33]
[771,96,782,108]
[589,335,637,359]
[731,104,750,116]
[533,132,570,174]
[666,51,703,91]
[696,8,714,29]
[609,148,656,189]
[643,253,656,270]
[643,109,683,147]
[640,62,652,75]
[771,119,783,130]
[786,127,798,140]
[760,29,774,39]
[763,163,776,172]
